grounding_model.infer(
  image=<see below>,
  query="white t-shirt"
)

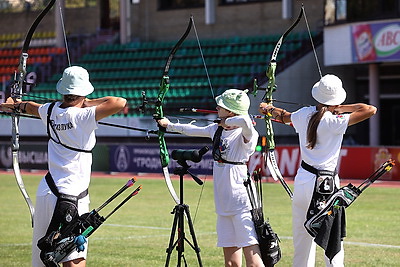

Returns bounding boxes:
[167,115,259,216]
[36,102,98,196]
[291,106,349,182]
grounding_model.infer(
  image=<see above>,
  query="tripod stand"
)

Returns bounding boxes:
[165,160,203,267]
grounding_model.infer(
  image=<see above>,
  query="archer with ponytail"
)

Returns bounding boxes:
[259,74,376,267]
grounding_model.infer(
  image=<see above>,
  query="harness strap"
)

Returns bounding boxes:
[45,172,88,199]
[46,102,92,153]
[212,126,246,165]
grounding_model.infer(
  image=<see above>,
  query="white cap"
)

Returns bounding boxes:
[311,74,346,105]
[56,66,94,96]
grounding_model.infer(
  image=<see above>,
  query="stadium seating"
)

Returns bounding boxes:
[1,31,318,117]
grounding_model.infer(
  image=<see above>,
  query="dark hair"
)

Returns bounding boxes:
[306,106,328,149]
[63,94,83,103]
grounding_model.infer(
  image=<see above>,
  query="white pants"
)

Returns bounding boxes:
[292,175,344,267]
[32,192,90,267]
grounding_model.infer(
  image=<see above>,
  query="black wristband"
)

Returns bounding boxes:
[21,102,27,113]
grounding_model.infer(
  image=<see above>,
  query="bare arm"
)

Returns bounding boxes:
[83,96,127,121]
[23,101,41,117]
[259,102,292,124]
[0,98,41,117]
[333,103,377,126]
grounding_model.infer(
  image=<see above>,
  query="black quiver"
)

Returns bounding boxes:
[38,210,105,266]
[251,207,281,266]
[37,178,141,267]
[244,172,281,267]
[304,159,395,238]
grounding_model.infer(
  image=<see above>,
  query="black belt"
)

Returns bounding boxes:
[45,172,88,199]
[301,161,319,175]
[301,161,335,177]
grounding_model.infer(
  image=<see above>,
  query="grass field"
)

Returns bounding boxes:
[0,172,399,266]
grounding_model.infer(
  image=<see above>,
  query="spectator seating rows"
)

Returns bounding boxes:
[0,33,64,82]
[23,31,315,117]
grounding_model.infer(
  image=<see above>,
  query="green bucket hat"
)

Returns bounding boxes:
[215,89,250,115]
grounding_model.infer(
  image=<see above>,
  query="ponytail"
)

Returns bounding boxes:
[306,106,328,149]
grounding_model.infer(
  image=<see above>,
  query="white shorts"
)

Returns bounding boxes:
[32,193,90,267]
[216,211,258,248]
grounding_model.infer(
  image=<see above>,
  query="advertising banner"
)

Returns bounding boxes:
[1,142,398,181]
[110,144,214,175]
[248,146,400,181]
[351,21,400,63]
[0,143,109,171]
[0,144,48,169]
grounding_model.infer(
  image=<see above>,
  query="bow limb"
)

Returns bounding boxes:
[262,8,304,200]
[154,17,193,205]
[9,0,56,227]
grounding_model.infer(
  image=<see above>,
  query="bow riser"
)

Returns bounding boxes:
[264,62,277,101]
[156,76,170,168]
[265,118,275,150]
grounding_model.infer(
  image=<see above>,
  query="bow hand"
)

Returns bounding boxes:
[157,117,170,129]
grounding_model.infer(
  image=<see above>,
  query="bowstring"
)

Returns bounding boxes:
[59,2,71,67]
[192,16,215,99]
[302,5,322,79]
[190,16,215,223]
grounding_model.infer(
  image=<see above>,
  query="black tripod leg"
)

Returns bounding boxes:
[165,205,180,267]
[166,169,204,267]
[183,204,203,267]
[177,205,185,267]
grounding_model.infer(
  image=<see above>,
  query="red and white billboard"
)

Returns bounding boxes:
[248,146,400,181]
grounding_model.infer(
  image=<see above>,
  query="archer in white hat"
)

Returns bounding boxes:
[259,74,377,266]
[0,65,127,267]
[158,89,263,266]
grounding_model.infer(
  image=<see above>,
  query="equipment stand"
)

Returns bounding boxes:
[165,163,203,267]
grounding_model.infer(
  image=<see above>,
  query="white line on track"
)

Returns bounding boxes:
[277,236,400,249]
[104,223,171,230]
[101,224,400,249]
[2,224,400,249]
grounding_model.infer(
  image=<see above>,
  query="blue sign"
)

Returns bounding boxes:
[110,144,213,175]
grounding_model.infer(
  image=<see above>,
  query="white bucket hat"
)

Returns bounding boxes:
[311,74,346,105]
[215,89,250,115]
[56,66,94,96]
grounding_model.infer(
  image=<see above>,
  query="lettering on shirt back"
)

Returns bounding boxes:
[50,120,74,131]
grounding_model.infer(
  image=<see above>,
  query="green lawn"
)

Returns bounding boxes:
[0,173,399,266]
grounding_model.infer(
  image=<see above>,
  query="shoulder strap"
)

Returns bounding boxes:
[46,102,92,153]
[212,126,245,165]
[212,126,224,161]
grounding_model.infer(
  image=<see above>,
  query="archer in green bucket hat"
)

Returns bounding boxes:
[157,87,262,267]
